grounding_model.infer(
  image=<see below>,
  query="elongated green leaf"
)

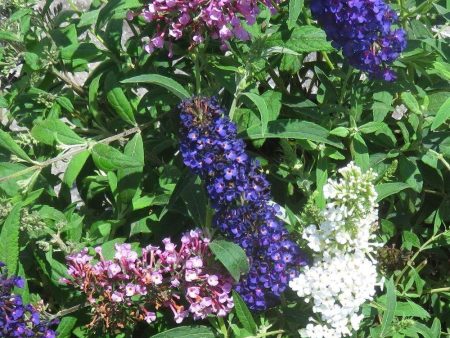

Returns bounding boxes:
[352,133,369,172]
[0,130,33,162]
[431,97,450,130]
[89,75,102,123]
[0,30,21,42]
[56,316,78,338]
[316,155,328,208]
[0,204,22,275]
[394,300,430,319]
[121,74,190,99]
[288,0,304,29]
[117,134,144,209]
[63,150,90,187]
[232,291,257,334]
[376,182,411,202]
[209,240,249,281]
[91,144,142,172]
[431,318,441,338]
[151,326,215,338]
[31,119,85,146]
[242,92,269,136]
[380,278,397,337]
[244,119,343,148]
[401,92,421,114]
[106,76,136,126]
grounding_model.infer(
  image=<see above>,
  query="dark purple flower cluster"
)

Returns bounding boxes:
[311,0,407,81]
[179,97,305,310]
[0,262,58,337]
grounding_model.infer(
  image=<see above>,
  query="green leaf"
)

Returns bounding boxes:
[78,9,100,27]
[23,52,41,70]
[91,144,142,172]
[56,316,78,338]
[376,183,412,201]
[106,74,136,126]
[0,204,22,275]
[431,318,441,338]
[352,133,369,172]
[316,155,328,208]
[0,30,21,42]
[432,61,450,81]
[380,278,397,337]
[267,25,333,53]
[63,150,90,187]
[0,163,29,196]
[31,119,85,146]
[0,130,33,162]
[359,121,389,134]
[431,96,450,130]
[89,75,102,124]
[117,134,144,209]
[151,326,215,338]
[372,91,393,121]
[209,240,249,282]
[288,0,304,29]
[121,74,190,99]
[232,291,257,334]
[244,119,343,149]
[402,230,421,250]
[242,92,269,136]
[60,43,103,68]
[330,127,349,137]
[401,92,421,114]
[56,97,75,113]
[395,300,430,319]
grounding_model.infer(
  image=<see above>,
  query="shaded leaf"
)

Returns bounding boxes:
[209,240,249,281]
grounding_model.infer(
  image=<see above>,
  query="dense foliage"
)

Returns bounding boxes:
[0,0,449,337]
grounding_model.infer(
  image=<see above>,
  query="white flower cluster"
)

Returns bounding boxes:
[290,162,380,338]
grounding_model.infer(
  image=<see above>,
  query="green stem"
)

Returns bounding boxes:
[429,149,450,172]
[395,231,446,285]
[48,303,88,321]
[257,330,285,338]
[425,287,450,294]
[322,52,335,71]
[194,52,202,95]
[0,124,150,184]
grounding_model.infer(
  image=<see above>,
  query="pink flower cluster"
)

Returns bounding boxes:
[136,0,280,54]
[62,229,234,332]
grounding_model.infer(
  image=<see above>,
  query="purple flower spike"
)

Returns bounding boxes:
[1,262,58,337]
[312,0,407,80]
[179,97,306,310]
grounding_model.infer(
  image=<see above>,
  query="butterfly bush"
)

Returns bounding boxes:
[62,229,234,331]
[311,0,407,80]
[289,163,380,338]
[139,0,280,54]
[179,96,305,311]
[1,262,58,338]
